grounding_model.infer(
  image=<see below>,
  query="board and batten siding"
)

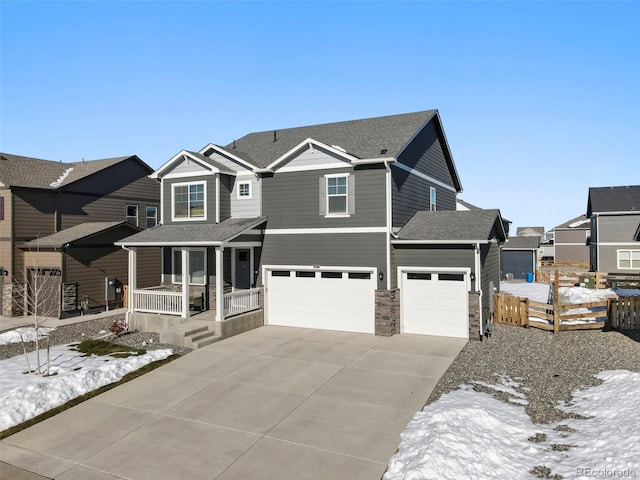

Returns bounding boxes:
[230,175,262,218]
[261,166,387,229]
[391,244,476,289]
[163,156,211,176]
[260,232,387,289]
[162,175,216,225]
[391,165,457,228]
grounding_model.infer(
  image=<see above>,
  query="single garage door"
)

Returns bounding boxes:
[502,250,534,280]
[400,270,469,338]
[265,267,376,334]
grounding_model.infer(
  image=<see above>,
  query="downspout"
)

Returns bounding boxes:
[384,160,392,290]
[475,242,483,340]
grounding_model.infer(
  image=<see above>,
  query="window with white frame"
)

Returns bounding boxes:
[429,187,437,211]
[327,175,348,215]
[146,206,158,228]
[172,182,205,220]
[126,205,138,226]
[238,181,251,199]
[617,250,640,270]
[172,249,206,285]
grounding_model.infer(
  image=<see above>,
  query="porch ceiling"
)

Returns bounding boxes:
[115,217,266,247]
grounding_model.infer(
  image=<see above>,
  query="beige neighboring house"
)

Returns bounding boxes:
[553,214,590,267]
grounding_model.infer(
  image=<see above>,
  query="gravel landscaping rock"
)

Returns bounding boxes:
[0,317,193,361]
[427,323,640,424]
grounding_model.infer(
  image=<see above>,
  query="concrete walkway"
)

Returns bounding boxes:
[0,326,466,480]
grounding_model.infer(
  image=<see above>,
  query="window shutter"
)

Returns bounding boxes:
[348,176,355,214]
[319,177,326,215]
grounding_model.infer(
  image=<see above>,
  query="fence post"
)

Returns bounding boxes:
[553,270,560,334]
[523,298,529,327]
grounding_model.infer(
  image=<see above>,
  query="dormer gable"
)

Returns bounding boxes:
[151,150,238,180]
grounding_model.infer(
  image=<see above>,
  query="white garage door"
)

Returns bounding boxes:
[401,270,469,338]
[265,267,376,334]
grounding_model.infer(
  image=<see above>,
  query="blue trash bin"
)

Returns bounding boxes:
[526,272,534,283]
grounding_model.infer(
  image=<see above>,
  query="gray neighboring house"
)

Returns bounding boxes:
[588,185,640,273]
[501,236,540,280]
[118,110,506,341]
[553,214,590,267]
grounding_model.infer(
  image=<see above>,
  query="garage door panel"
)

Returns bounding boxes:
[266,268,375,334]
[401,271,468,338]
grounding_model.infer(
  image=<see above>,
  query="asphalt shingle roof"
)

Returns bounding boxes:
[20,222,133,248]
[216,110,437,169]
[503,236,540,249]
[516,226,545,236]
[553,214,590,230]
[396,210,505,242]
[116,217,266,246]
[587,185,640,215]
[0,153,137,189]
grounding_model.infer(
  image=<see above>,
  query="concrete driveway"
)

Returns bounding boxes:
[1,326,466,480]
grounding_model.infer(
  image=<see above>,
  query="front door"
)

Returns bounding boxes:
[235,249,251,289]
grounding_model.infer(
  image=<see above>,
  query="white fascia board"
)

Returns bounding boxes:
[115,241,223,247]
[266,138,360,171]
[265,227,387,235]
[256,168,273,174]
[391,239,488,245]
[351,157,396,166]
[391,162,458,193]
[151,150,215,179]
[197,143,258,172]
[593,211,640,216]
[501,247,539,251]
[595,242,640,246]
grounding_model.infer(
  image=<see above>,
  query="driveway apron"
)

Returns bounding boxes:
[1,326,466,480]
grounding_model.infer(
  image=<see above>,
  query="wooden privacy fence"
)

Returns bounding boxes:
[535,270,640,289]
[494,292,640,333]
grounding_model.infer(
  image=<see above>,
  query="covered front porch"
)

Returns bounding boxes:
[116,217,266,346]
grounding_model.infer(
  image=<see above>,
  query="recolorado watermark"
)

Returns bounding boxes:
[577,467,637,478]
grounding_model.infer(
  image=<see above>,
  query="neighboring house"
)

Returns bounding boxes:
[501,236,540,280]
[457,198,512,237]
[0,153,160,316]
[553,214,590,267]
[516,226,545,238]
[118,110,507,342]
[587,185,640,273]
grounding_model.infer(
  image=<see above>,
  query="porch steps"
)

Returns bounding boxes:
[187,328,221,349]
[157,320,221,349]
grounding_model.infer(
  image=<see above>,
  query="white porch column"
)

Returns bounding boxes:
[126,247,137,324]
[216,246,224,321]
[181,248,189,319]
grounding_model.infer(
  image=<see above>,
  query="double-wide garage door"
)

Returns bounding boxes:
[265,267,376,334]
[400,270,469,338]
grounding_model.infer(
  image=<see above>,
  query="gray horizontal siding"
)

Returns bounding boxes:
[260,232,387,289]
[596,214,640,242]
[480,242,500,317]
[162,175,216,225]
[594,245,640,274]
[391,244,475,289]
[555,229,589,244]
[391,166,457,228]
[219,175,231,221]
[397,120,455,186]
[262,166,387,229]
[555,245,589,265]
[230,176,261,218]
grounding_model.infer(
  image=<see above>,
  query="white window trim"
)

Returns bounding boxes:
[617,249,640,270]
[126,204,139,226]
[324,173,350,218]
[171,181,207,222]
[429,187,437,211]
[171,248,207,285]
[237,180,252,199]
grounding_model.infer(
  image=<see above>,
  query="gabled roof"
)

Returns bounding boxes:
[587,185,640,216]
[393,210,506,244]
[151,150,243,179]
[19,222,139,249]
[221,110,438,169]
[554,214,590,230]
[516,226,545,236]
[0,153,149,190]
[502,236,540,250]
[456,199,482,211]
[115,217,266,247]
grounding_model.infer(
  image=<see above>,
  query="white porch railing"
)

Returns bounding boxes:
[223,288,262,319]
[134,288,183,315]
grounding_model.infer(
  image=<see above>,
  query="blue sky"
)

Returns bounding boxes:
[1,1,638,231]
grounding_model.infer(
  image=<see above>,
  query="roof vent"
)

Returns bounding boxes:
[273,131,277,142]
[232,139,236,149]
[380,149,387,154]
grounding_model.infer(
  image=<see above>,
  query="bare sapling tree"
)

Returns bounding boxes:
[13,245,61,374]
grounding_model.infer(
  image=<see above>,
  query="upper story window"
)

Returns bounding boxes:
[126,205,138,226]
[238,181,252,199]
[146,206,158,228]
[429,187,437,211]
[327,174,348,215]
[172,181,206,221]
[617,250,640,270]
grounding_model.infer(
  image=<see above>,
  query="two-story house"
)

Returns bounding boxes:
[588,185,640,273]
[0,153,161,316]
[553,214,590,267]
[118,111,506,345]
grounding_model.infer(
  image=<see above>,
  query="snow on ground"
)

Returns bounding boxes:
[0,327,56,345]
[0,344,172,431]
[385,370,640,480]
[500,282,550,303]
